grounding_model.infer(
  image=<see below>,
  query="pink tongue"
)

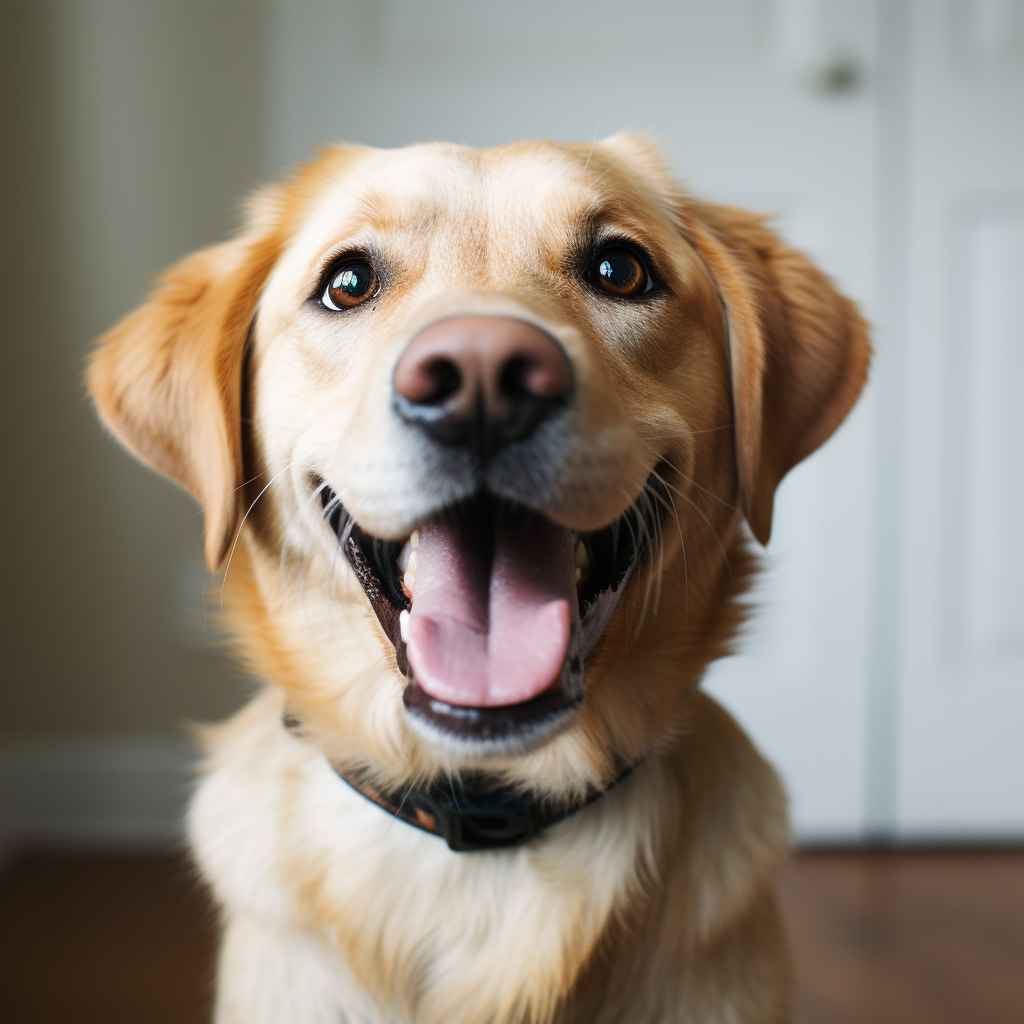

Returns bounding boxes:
[405,510,577,708]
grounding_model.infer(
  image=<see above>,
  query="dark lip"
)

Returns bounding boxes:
[318,470,669,749]
[402,681,581,751]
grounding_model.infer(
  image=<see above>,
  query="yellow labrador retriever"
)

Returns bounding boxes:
[90,134,869,1024]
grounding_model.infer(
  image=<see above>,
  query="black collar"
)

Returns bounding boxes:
[333,762,633,852]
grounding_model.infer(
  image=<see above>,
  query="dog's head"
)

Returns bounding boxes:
[90,135,869,795]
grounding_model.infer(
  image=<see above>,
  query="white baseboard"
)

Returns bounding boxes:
[0,736,197,856]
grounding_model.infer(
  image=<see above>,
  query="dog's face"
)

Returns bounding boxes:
[250,139,730,756]
[90,135,869,795]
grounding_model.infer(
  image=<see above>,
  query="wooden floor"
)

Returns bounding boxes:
[0,850,1021,1023]
[779,850,1024,1024]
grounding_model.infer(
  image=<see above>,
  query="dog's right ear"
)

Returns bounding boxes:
[88,189,286,572]
[678,202,871,545]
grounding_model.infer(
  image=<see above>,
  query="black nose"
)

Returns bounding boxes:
[393,317,572,458]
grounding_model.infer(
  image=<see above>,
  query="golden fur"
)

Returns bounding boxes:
[89,134,869,1023]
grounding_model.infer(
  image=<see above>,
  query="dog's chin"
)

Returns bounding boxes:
[401,679,581,756]
[316,471,668,755]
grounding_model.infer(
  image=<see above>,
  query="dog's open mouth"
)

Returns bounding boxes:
[318,472,667,750]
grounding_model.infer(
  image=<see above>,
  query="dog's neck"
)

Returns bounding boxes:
[331,760,634,852]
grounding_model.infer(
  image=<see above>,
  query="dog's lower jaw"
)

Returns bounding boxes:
[400,678,582,756]
[190,686,793,1024]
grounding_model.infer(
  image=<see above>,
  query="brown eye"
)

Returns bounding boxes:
[592,246,653,298]
[322,257,378,310]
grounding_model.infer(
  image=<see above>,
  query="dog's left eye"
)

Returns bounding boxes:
[592,246,654,298]
[321,257,379,310]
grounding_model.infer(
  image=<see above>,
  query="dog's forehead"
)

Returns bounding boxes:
[346,141,595,227]
[297,141,659,257]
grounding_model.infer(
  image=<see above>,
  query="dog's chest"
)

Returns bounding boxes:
[189,691,669,1023]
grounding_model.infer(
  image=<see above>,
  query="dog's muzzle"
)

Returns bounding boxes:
[316,316,667,753]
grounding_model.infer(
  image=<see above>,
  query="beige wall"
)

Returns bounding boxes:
[1,1,263,741]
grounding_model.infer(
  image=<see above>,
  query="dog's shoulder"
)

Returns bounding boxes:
[669,690,791,943]
[564,692,792,1023]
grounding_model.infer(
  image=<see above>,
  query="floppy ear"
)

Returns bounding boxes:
[88,193,285,571]
[679,202,871,544]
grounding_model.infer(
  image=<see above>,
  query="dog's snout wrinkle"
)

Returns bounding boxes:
[393,316,572,460]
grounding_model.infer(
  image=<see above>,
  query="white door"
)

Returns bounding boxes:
[262,0,912,842]
[893,0,1024,839]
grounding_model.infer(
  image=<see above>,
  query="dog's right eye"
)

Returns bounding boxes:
[590,245,654,299]
[321,257,379,310]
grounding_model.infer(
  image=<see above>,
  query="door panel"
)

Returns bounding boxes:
[896,1,1024,838]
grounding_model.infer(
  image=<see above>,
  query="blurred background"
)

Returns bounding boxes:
[0,1,1022,1021]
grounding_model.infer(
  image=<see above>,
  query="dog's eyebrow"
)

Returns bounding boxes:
[574,216,667,275]
[569,199,663,254]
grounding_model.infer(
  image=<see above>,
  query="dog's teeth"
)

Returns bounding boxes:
[398,538,413,574]
[398,543,417,598]
[397,536,419,575]
[399,609,410,643]
[575,538,589,590]
[574,538,590,571]
[404,550,417,595]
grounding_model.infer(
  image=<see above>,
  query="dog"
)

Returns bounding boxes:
[89,134,869,1023]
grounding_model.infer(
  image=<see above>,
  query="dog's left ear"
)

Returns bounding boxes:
[680,202,871,544]
[88,190,286,571]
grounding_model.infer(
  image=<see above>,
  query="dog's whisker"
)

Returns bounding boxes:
[613,482,662,640]
[282,481,333,577]
[332,149,378,204]
[688,423,735,435]
[649,470,689,646]
[182,467,277,523]
[286,482,338,624]
[220,461,295,612]
[650,464,736,582]
[581,78,610,176]
[588,154,633,188]
[659,456,744,518]
[636,529,660,629]
[678,532,690,649]
[674,488,734,581]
